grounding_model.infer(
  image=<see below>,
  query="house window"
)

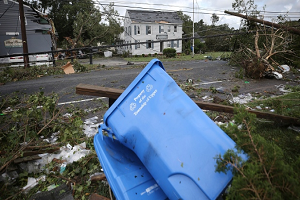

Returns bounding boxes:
[174,40,177,48]
[174,25,177,32]
[167,41,171,47]
[146,40,153,49]
[134,25,140,35]
[128,26,131,35]
[135,40,140,49]
[19,15,27,25]
[167,26,171,32]
[146,25,151,35]
[159,25,164,33]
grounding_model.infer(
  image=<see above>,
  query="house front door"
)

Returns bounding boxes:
[160,42,164,53]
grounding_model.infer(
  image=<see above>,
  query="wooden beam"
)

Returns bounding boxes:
[76,83,123,99]
[76,84,300,125]
[89,193,110,200]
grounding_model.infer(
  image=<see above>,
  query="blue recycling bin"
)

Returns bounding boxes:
[96,59,246,200]
[94,133,168,200]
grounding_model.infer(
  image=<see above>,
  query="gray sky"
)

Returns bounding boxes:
[98,0,300,29]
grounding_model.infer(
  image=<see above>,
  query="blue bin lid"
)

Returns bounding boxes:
[103,58,165,126]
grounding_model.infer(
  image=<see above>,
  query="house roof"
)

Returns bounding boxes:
[127,10,182,24]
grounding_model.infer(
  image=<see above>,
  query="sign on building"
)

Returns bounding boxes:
[4,38,23,48]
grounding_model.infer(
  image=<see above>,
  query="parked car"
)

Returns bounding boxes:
[9,54,36,63]
[36,54,51,61]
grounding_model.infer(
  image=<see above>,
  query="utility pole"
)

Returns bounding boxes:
[192,0,195,58]
[18,0,29,68]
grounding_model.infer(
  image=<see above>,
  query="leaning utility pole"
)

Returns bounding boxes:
[18,0,29,68]
[224,10,300,36]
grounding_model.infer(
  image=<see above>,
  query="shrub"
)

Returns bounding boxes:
[163,48,176,58]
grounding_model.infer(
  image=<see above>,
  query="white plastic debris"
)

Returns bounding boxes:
[279,65,290,73]
[19,142,90,173]
[83,116,101,137]
[230,93,254,104]
[275,84,291,93]
[202,96,213,101]
[47,184,58,191]
[63,113,72,118]
[256,106,262,110]
[288,126,300,133]
[43,131,59,144]
[18,116,100,174]
[22,175,46,193]
[272,72,283,79]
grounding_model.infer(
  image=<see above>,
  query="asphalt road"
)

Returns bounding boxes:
[0,58,298,115]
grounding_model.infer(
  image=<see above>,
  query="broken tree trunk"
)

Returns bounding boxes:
[224,11,300,36]
[76,83,300,125]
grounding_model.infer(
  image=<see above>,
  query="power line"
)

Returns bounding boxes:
[0,1,16,19]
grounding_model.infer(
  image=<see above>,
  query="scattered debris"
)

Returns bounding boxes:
[187,78,193,84]
[275,84,291,93]
[279,65,290,73]
[202,96,213,101]
[272,71,283,79]
[127,61,134,65]
[23,175,46,193]
[230,93,254,104]
[104,51,112,57]
[61,62,75,74]
[83,116,100,137]
[288,125,300,133]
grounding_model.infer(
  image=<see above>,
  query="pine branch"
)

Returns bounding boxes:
[244,119,273,187]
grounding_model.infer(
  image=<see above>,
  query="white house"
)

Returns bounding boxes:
[118,10,183,55]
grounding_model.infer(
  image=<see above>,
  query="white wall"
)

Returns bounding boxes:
[122,12,182,56]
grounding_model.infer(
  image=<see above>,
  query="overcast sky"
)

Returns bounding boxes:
[97,0,300,29]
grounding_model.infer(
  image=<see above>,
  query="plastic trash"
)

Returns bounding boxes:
[279,65,290,73]
[95,59,247,200]
[22,175,46,193]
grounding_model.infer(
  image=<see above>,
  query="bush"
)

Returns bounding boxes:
[163,48,176,58]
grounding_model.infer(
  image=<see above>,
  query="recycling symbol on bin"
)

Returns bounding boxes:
[146,84,153,92]
[130,103,136,111]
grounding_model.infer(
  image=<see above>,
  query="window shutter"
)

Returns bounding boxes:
[171,41,174,48]
[159,26,161,33]
[146,26,148,35]
[177,40,179,48]
[134,25,136,35]
[152,40,154,49]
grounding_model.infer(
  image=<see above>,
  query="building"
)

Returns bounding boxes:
[0,0,54,63]
[118,10,183,55]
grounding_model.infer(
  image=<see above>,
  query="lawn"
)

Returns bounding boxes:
[124,52,231,62]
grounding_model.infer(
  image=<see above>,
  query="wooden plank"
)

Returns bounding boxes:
[76,84,300,125]
[91,173,106,182]
[76,83,123,99]
[89,193,110,200]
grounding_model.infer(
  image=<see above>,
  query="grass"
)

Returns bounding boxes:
[246,91,300,118]
[124,52,231,62]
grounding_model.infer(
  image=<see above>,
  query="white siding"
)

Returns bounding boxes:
[120,10,182,56]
